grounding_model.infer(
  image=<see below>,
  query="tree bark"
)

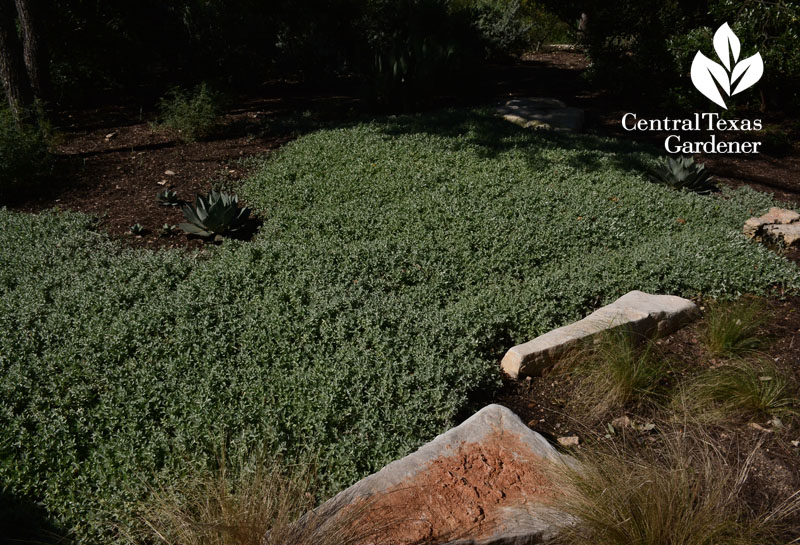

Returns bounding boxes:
[0,0,33,121]
[14,0,49,102]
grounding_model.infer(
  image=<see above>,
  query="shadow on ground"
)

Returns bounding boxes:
[0,490,68,545]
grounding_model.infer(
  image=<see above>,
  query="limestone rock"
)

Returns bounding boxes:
[743,207,800,247]
[765,223,800,246]
[496,98,584,133]
[502,291,699,379]
[557,436,580,447]
[298,404,577,545]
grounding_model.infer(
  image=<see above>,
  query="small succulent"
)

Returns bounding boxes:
[156,189,180,206]
[129,223,145,235]
[179,190,250,240]
[647,155,716,194]
[160,223,178,236]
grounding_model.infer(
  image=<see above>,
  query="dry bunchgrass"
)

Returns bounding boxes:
[566,328,668,420]
[122,452,485,545]
[550,430,800,545]
[699,299,768,359]
[123,453,403,545]
[674,359,797,422]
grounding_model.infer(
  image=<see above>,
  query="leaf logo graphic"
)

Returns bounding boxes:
[690,23,764,109]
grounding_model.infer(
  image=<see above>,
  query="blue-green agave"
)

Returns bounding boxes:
[156,189,180,206]
[648,155,716,194]
[179,190,250,240]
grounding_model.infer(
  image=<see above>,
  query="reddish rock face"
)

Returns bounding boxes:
[344,430,559,545]
[295,405,577,545]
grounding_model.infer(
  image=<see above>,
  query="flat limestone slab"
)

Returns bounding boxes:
[744,207,800,247]
[304,404,576,545]
[502,291,699,379]
[764,223,800,246]
[496,98,584,133]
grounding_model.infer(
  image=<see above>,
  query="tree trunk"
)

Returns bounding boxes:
[14,0,49,102]
[0,0,33,121]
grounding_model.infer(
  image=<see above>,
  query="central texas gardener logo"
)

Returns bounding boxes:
[691,23,764,109]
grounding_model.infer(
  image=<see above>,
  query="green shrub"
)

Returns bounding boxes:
[521,1,574,51]
[757,126,794,156]
[1,109,798,543]
[582,1,800,111]
[157,83,222,142]
[471,0,531,58]
[0,107,53,204]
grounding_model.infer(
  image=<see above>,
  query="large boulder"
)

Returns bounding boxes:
[501,291,699,379]
[297,405,577,545]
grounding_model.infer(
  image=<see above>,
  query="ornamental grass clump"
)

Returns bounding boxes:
[568,329,668,420]
[551,433,800,545]
[128,455,415,545]
[675,360,796,422]
[699,299,768,358]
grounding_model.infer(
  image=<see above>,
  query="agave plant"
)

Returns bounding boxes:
[129,223,145,235]
[160,223,178,236]
[179,190,250,240]
[648,155,716,194]
[156,189,180,206]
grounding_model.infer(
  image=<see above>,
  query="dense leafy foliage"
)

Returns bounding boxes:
[1,110,797,543]
[362,0,483,111]
[43,1,571,109]
[0,106,53,204]
[157,84,222,142]
[572,0,800,111]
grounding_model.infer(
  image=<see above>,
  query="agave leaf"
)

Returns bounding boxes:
[181,203,202,226]
[194,196,209,223]
[178,222,212,237]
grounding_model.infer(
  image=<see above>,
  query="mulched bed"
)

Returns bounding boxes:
[494,294,800,524]
[9,49,800,251]
[13,79,363,250]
